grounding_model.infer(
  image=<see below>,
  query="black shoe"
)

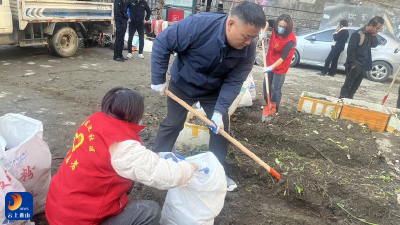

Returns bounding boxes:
[316,72,326,76]
[113,57,125,62]
[328,73,335,76]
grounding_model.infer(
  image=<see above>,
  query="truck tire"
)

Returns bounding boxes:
[49,27,78,57]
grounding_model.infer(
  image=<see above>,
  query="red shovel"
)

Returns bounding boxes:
[261,38,276,122]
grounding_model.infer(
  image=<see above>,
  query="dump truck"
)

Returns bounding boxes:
[0,0,114,57]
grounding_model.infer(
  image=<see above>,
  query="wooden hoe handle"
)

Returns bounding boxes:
[164,89,281,180]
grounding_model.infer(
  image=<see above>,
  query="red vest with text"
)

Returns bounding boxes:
[266,30,297,74]
[46,112,145,225]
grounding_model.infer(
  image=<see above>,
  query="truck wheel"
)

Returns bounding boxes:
[49,27,78,57]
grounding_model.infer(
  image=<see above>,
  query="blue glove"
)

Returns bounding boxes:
[263,66,273,73]
[259,32,266,40]
[209,112,223,134]
[192,159,209,174]
[158,152,185,162]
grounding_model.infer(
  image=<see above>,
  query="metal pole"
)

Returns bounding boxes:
[192,0,196,15]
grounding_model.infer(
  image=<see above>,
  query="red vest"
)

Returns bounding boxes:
[266,30,297,74]
[46,112,145,225]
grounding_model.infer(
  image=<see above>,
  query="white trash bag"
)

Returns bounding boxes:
[0,114,52,215]
[0,162,26,224]
[0,135,6,160]
[160,152,227,225]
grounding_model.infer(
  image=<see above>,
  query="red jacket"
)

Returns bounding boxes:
[266,30,297,74]
[46,112,145,224]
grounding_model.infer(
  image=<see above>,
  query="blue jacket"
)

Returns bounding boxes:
[151,13,256,115]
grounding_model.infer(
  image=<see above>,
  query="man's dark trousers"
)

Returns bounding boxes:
[114,20,127,58]
[340,64,366,99]
[152,81,229,165]
[322,47,343,75]
[128,22,145,54]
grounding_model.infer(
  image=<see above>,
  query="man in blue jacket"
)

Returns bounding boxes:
[151,2,266,191]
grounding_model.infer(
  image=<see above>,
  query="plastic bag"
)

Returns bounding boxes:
[0,135,6,160]
[0,114,52,215]
[249,74,256,101]
[160,152,227,225]
[238,89,253,107]
[0,162,26,224]
[229,72,253,115]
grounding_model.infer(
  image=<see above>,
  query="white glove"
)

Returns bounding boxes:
[209,112,223,134]
[151,82,167,95]
[263,66,273,74]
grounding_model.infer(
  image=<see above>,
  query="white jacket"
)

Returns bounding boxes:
[109,140,196,189]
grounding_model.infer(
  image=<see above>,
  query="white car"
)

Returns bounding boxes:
[291,27,400,82]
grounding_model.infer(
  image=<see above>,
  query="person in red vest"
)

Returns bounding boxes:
[45,87,206,225]
[261,14,296,113]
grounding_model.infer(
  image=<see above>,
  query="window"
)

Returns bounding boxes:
[376,35,387,45]
[314,30,335,42]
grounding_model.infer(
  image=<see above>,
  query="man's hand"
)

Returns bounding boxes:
[209,112,223,134]
[151,82,167,95]
[263,66,273,74]
[128,18,131,23]
[158,152,185,162]
[143,20,147,24]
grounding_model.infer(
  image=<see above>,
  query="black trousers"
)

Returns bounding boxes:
[114,20,127,58]
[152,81,229,165]
[128,21,145,54]
[322,46,343,75]
[202,0,212,6]
[339,64,365,99]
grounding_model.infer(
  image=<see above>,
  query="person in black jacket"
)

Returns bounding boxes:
[317,20,349,76]
[339,16,384,99]
[127,0,151,59]
[113,0,129,62]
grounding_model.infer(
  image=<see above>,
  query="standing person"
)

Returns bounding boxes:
[339,16,384,99]
[150,2,266,191]
[202,0,224,12]
[317,20,349,76]
[45,87,206,225]
[113,0,129,62]
[127,0,151,59]
[262,14,296,112]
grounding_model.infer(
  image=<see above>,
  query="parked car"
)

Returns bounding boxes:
[291,27,400,82]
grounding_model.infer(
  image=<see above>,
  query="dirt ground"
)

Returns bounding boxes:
[1,45,400,225]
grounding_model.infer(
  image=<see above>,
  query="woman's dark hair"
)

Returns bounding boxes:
[101,87,144,124]
[273,14,293,38]
[340,20,349,27]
